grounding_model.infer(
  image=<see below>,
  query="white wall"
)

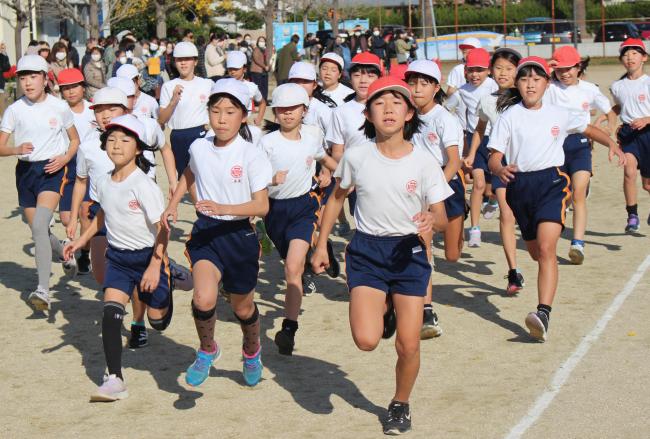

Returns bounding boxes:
[0,1,32,64]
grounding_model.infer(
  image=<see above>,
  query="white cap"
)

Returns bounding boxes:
[459,37,481,50]
[210,78,250,109]
[288,62,317,81]
[107,76,136,97]
[226,51,247,69]
[320,52,344,70]
[105,114,145,142]
[116,30,132,42]
[89,87,128,109]
[173,41,198,58]
[405,60,442,83]
[270,83,310,108]
[16,54,49,73]
[116,64,139,80]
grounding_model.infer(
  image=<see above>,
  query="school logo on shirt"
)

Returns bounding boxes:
[551,126,560,138]
[231,165,243,182]
[581,102,589,111]
[48,118,58,128]
[141,107,149,115]
[640,94,647,103]
[128,199,140,211]
[200,94,208,103]
[406,180,417,194]
[306,156,314,167]
[427,132,438,143]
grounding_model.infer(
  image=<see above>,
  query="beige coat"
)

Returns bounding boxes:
[83,61,106,99]
[205,43,226,78]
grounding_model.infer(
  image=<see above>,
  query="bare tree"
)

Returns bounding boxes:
[0,0,35,57]
[236,0,277,52]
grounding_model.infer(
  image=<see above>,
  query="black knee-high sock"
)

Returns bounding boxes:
[235,303,260,356]
[102,301,125,379]
[192,301,217,352]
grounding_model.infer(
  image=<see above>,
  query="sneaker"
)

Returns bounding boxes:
[60,239,78,278]
[568,243,585,265]
[506,269,525,295]
[483,200,499,219]
[90,374,128,402]
[274,329,295,356]
[28,287,50,311]
[185,346,221,387]
[325,238,341,278]
[242,348,263,386]
[302,273,317,296]
[625,214,640,233]
[384,401,412,435]
[525,311,549,342]
[170,261,193,291]
[332,222,351,237]
[256,220,274,256]
[129,324,148,349]
[77,251,91,275]
[382,299,397,339]
[468,227,481,247]
[420,308,442,339]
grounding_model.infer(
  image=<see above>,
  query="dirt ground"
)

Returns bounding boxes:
[1,64,649,439]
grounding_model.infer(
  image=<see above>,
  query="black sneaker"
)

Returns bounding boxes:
[506,269,524,295]
[525,310,549,342]
[325,239,341,278]
[420,308,442,339]
[382,299,397,339]
[77,251,91,275]
[302,273,317,296]
[129,324,148,349]
[384,401,412,435]
[274,329,295,355]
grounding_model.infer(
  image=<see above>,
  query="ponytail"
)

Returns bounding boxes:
[263,120,281,133]
[135,152,155,174]
[312,85,337,108]
[240,123,252,142]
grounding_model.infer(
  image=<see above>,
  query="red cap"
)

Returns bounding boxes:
[551,46,581,68]
[465,48,490,69]
[351,52,382,71]
[57,68,85,86]
[388,63,408,81]
[367,76,412,102]
[517,56,551,76]
[619,38,646,54]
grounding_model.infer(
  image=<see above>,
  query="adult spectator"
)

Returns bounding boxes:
[83,46,106,99]
[350,26,368,55]
[370,27,386,60]
[249,36,271,101]
[275,34,301,84]
[303,33,321,62]
[385,32,397,68]
[407,30,418,61]
[182,29,194,43]
[196,35,207,78]
[59,36,80,68]
[81,37,98,70]
[103,36,117,69]
[0,42,10,116]
[205,34,227,81]
[395,31,410,64]
[163,41,178,79]
[48,41,74,96]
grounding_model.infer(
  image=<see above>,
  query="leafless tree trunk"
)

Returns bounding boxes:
[155,0,168,38]
[574,0,587,38]
[89,0,99,38]
[330,0,338,33]
[264,0,276,53]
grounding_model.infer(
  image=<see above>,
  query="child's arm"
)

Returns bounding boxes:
[464,120,486,169]
[319,154,338,172]
[161,167,193,231]
[444,145,461,183]
[0,131,34,156]
[630,116,650,131]
[45,125,80,174]
[159,143,178,199]
[413,201,448,234]
[488,150,518,184]
[195,188,269,218]
[254,98,267,126]
[583,124,626,166]
[66,176,88,239]
[311,180,347,274]
[63,209,104,260]
[331,143,345,162]
[140,222,169,293]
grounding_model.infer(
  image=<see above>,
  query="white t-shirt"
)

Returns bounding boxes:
[159,77,213,130]
[304,98,333,138]
[443,91,468,132]
[71,100,96,142]
[259,125,326,199]
[76,134,114,201]
[446,63,466,89]
[189,134,272,221]
[322,83,354,107]
[335,143,453,236]
[133,92,160,120]
[478,93,499,126]
[545,80,612,127]
[326,99,372,150]
[488,102,587,172]
[412,104,462,167]
[95,167,164,250]
[136,114,165,179]
[243,80,263,111]
[610,74,650,124]
[1,95,74,162]
[457,77,498,133]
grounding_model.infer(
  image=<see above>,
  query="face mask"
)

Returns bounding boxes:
[373,31,380,36]
[55,52,66,61]
[355,32,361,36]
[150,43,159,51]
[119,56,127,64]
[240,47,247,53]
[258,42,266,49]
[245,38,251,43]
[126,50,133,58]
[91,53,101,62]
[143,49,150,55]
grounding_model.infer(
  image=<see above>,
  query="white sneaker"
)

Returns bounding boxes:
[60,239,78,278]
[169,260,193,291]
[568,243,585,265]
[468,227,481,247]
[483,201,499,219]
[90,374,129,402]
[28,287,50,311]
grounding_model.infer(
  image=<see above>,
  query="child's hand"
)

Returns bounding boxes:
[630,117,650,131]
[161,206,177,231]
[310,245,330,275]
[63,240,80,262]
[496,164,518,184]
[14,142,34,155]
[195,200,223,216]
[608,144,626,167]
[171,85,183,103]
[44,155,68,174]
[272,170,288,185]
[140,265,160,293]
[462,155,475,171]
[413,211,434,234]
[66,221,78,240]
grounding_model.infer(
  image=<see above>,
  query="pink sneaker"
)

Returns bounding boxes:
[90,374,128,402]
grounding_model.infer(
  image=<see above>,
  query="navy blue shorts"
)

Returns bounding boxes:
[319,176,336,205]
[467,132,491,177]
[265,191,320,259]
[58,154,77,212]
[104,246,171,309]
[170,125,206,180]
[618,124,650,178]
[562,133,592,175]
[88,202,107,236]
[185,214,259,294]
[445,173,467,219]
[345,231,431,297]
[506,167,571,241]
[491,157,508,191]
[15,160,68,208]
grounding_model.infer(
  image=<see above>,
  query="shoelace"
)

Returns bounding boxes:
[387,404,406,423]
[244,358,260,370]
[193,355,212,372]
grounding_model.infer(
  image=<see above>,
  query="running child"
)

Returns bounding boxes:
[610,38,650,232]
[63,114,172,401]
[446,37,482,95]
[312,77,451,435]
[161,78,271,387]
[116,63,160,120]
[0,55,80,311]
[259,83,338,355]
[319,52,354,106]
[488,57,625,342]
[226,50,266,126]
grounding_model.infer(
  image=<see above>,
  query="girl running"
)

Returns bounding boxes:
[0,55,80,311]
[546,46,618,264]
[161,78,272,387]
[259,83,338,356]
[312,77,451,435]
[488,57,625,342]
[63,114,172,401]
[158,42,213,180]
[406,59,464,339]
[116,63,160,120]
[610,38,650,233]
[226,51,266,126]
[470,48,525,293]
[319,52,354,106]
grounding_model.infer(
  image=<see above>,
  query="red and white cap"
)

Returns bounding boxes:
[107,76,136,97]
[351,52,382,71]
[320,52,344,70]
[226,51,247,69]
[459,37,481,50]
[271,83,310,108]
[16,54,48,73]
[517,56,551,76]
[116,63,139,80]
[57,68,85,86]
[405,59,442,83]
[173,41,198,58]
[210,78,251,108]
[367,76,412,102]
[105,114,145,142]
[289,62,317,81]
[89,87,128,109]
[551,46,581,68]
[619,38,646,54]
[466,48,490,69]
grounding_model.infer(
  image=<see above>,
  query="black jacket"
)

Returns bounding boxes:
[0,52,10,90]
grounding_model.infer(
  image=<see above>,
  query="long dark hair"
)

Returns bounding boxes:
[362,90,421,140]
[207,93,252,143]
[496,65,550,113]
[100,127,156,174]
[404,72,447,105]
[345,64,382,102]
[312,84,337,108]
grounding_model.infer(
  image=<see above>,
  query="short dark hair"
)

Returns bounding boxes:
[291,34,300,44]
[362,90,421,141]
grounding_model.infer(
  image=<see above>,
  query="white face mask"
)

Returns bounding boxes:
[55,52,66,61]
[373,31,380,36]
[91,53,101,62]
[355,32,361,36]
[258,42,266,49]
[240,47,247,53]
[119,56,127,64]
[150,43,158,51]
[245,38,251,43]
[143,49,150,55]
[126,50,133,58]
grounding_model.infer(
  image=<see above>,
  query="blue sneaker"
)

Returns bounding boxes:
[242,348,263,386]
[185,346,221,387]
[625,214,640,233]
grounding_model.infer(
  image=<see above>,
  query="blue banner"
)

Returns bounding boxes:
[273,21,320,51]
